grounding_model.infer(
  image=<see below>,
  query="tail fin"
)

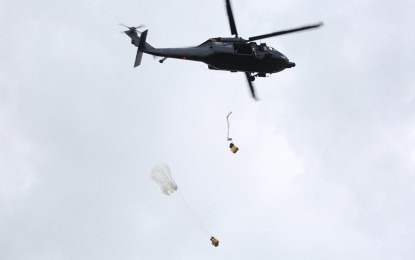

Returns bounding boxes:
[124,28,155,67]
[133,30,153,67]
[133,30,148,67]
[138,30,148,50]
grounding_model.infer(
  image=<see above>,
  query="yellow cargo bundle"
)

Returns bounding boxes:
[210,236,219,247]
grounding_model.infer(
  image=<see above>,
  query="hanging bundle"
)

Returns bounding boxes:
[150,164,219,247]
[210,236,219,247]
[226,112,239,154]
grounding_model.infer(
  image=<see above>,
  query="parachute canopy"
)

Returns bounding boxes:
[150,164,178,195]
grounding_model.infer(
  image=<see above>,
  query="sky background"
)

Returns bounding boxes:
[1,0,415,259]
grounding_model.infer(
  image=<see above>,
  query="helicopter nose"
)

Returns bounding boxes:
[285,62,296,68]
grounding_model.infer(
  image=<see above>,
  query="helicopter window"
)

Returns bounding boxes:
[278,51,287,59]
[258,45,268,51]
[213,42,233,48]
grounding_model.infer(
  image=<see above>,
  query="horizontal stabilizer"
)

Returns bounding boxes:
[134,48,143,67]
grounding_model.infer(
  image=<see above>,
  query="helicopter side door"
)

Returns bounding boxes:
[233,43,252,55]
[233,43,265,60]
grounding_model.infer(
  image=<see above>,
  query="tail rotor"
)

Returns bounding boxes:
[119,23,146,33]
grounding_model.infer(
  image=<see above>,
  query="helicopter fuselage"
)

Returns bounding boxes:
[133,36,295,75]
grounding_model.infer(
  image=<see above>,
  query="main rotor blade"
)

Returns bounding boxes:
[248,22,323,41]
[225,0,238,36]
[119,23,129,29]
[245,73,258,100]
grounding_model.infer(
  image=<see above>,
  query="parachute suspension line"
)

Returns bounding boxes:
[226,111,233,142]
[176,191,211,237]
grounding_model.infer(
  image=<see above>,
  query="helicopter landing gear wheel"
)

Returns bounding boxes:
[159,57,167,63]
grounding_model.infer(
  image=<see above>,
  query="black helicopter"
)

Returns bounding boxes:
[122,0,322,100]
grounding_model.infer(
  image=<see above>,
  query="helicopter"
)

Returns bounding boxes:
[122,0,322,100]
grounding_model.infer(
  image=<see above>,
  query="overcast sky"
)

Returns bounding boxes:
[1,0,415,259]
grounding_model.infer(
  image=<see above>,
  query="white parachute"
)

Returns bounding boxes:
[149,163,219,247]
[150,164,178,195]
